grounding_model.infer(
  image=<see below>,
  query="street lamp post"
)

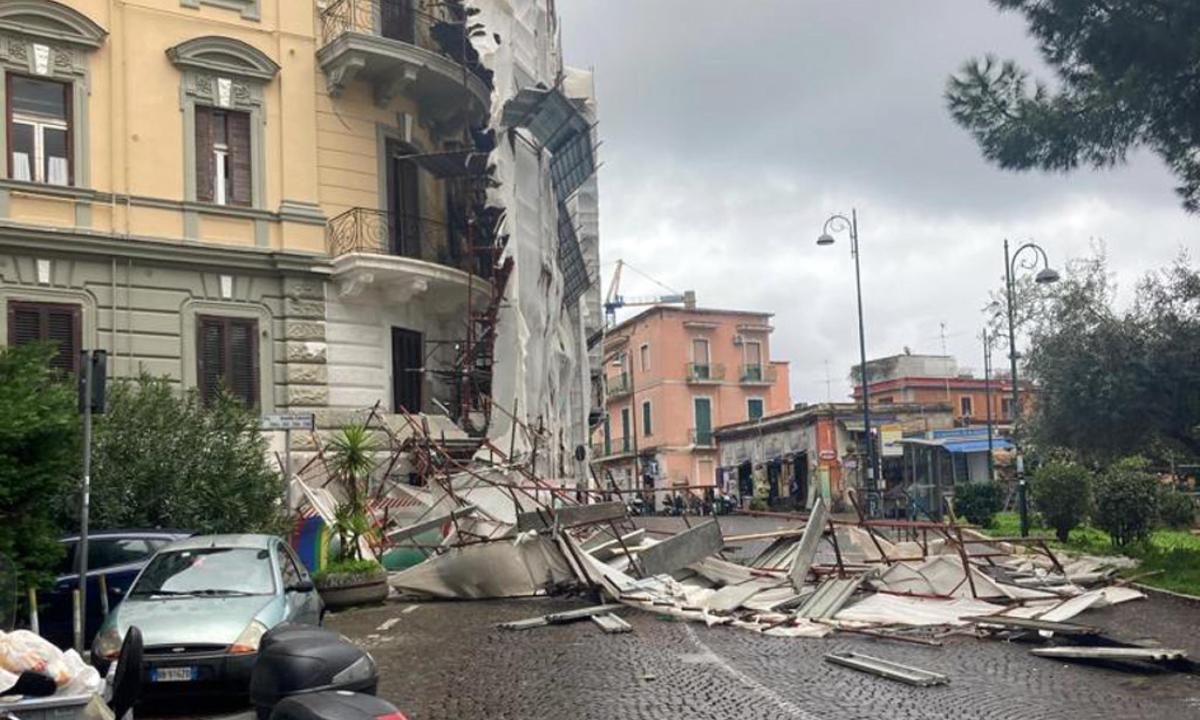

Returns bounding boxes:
[818,209,879,517]
[1002,238,1060,537]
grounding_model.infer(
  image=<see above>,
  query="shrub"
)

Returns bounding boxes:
[1092,457,1159,547]
[327,424,378,563]
[748,497,767,512]
[314,558,383,585]
[0,345,77,589]
[89,375,285,536]
[953,482,1003,527]
[1031,460,1091,542]
[1157,490,1196,530]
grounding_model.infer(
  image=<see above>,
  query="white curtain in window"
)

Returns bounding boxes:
[12,153,31,182]
[47,156,68,186]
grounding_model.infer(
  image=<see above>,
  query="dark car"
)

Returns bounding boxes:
[40,529,191,649]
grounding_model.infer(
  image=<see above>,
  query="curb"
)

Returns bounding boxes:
[1133,582,1200,605]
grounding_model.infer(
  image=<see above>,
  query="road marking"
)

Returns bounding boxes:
[684,624,820,720]
[403,604,420,614]
[376,617,401,632]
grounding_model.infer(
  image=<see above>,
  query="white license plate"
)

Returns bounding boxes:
[152,666,197,683]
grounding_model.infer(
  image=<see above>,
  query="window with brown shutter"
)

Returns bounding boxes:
[7,301,81,372]
[194,106,251,207]
[197,315,259,407]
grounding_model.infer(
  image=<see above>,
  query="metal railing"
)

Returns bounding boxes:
[690,428,716,447]
[606,372,632,397]
[739,363,777,384]
[327,207,487,272]
[686,362,725,382]
[319,0,491,86]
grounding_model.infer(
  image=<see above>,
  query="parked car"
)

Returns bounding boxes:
[40,529,191,649]
[90,534,323,696]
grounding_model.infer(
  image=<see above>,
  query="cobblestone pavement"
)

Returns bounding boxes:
[326,515,1200,720]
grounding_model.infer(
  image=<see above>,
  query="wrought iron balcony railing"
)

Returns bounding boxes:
[690,428,716,448]
[319,0,492,87]
[606,373,632,398]
[739,363,778,384]
[328,207,492,272]
[686,362,725,383]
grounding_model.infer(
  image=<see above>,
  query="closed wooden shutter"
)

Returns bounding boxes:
[197,315,259,407]
[228,111,252,207]
[197,316,226,405]
[6,301,81,372]
[195,106,214,203]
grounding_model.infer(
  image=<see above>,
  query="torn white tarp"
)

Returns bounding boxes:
[835,594,1002,627]
[389,533,575,599]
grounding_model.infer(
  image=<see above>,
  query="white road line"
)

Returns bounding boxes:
[684,624,820,720]
[376,617,401,632]
[403,604,420,614]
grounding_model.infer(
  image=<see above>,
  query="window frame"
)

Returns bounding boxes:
[639,343,650,373]
[747,397,765,422]
[7,74,73,186]
[641,400,652,437]
[620,407,631,452]
[6,299,82,373]
[196,313,260,408]
[959,395,974,417]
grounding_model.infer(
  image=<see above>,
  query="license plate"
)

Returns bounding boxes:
[152,666,197,683]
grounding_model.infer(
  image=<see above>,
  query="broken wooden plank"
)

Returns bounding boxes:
[386,504,477,542]
[591,613,633,634]
[516,502,628,531]
[1031,646,1188,662]
[638,520,723,576]
[962,615,1102,636]
[788,497,828,591]
[498,604,624,631]
[824,652,950,686]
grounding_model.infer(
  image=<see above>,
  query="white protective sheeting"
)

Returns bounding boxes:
[835,594,1003,626]
[466,0,598,481]
[389,533,575,599]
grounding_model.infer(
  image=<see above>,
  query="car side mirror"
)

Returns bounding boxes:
[287,579,315,593]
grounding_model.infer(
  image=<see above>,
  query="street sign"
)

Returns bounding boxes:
[260,413,315,431]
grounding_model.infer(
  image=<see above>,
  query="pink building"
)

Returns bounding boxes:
[592,306,791,495]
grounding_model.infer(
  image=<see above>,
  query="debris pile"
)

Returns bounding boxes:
[291,412,1190,683]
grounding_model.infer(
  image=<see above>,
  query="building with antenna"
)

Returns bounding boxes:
[592,304,790,501]
[852,353,1031,425]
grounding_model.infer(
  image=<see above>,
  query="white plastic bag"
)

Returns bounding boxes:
[0,629,100,695]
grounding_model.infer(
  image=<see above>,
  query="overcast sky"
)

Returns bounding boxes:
[557,0,1196,404]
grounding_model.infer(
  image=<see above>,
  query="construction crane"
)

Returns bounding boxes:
[603,259,696,327]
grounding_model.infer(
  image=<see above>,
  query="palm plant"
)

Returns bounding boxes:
[327,423,378,563]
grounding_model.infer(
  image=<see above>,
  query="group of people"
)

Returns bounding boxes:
[627,488,740,516]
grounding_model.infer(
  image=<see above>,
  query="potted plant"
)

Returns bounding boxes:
[313,424,389,609]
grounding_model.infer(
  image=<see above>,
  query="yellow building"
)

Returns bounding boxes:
[0,1,601,471]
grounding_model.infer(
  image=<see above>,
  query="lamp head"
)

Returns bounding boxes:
[1035,267,1061,284]
[817,233,836,247]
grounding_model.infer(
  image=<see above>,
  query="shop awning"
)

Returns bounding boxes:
[944,438,1013,454]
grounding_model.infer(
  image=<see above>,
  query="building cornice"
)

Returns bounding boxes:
[0,220,330,277]
[0,1,106,49]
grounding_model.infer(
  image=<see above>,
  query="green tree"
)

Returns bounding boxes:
[1031,459,1091,542]
[1020,252,1200,463]
[89,375,285,535]
[953,482,1003,527]
[947,1,1200,211]
[0,345,77,588]
[1092,457,1159,547]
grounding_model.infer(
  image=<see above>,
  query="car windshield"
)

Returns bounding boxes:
[130,547,275,597]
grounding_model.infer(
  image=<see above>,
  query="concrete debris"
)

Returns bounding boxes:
[824,652,950,686]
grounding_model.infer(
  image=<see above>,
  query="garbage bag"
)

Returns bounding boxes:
[0,630,101,696]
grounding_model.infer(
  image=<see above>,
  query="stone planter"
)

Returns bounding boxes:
[316,567,389,609]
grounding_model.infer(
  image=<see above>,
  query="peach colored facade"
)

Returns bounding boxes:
[857,377,1031,426]
[592,306,790,495]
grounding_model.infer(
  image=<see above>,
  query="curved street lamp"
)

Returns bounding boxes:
[818,209,879,516]
[1003,239,1059,536]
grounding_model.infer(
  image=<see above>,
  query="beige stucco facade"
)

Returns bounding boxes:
[0,0,597,464]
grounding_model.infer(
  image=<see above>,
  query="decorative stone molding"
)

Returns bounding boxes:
[167,36,278,83]
[180,0,261,23]
[0,1,106,50]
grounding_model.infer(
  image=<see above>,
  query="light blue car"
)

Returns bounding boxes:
[91,534,323,696]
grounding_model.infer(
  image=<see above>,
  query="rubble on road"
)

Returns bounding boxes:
[291,414,1176,672]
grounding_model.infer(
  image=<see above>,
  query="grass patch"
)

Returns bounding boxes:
[987,512,1200,596]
